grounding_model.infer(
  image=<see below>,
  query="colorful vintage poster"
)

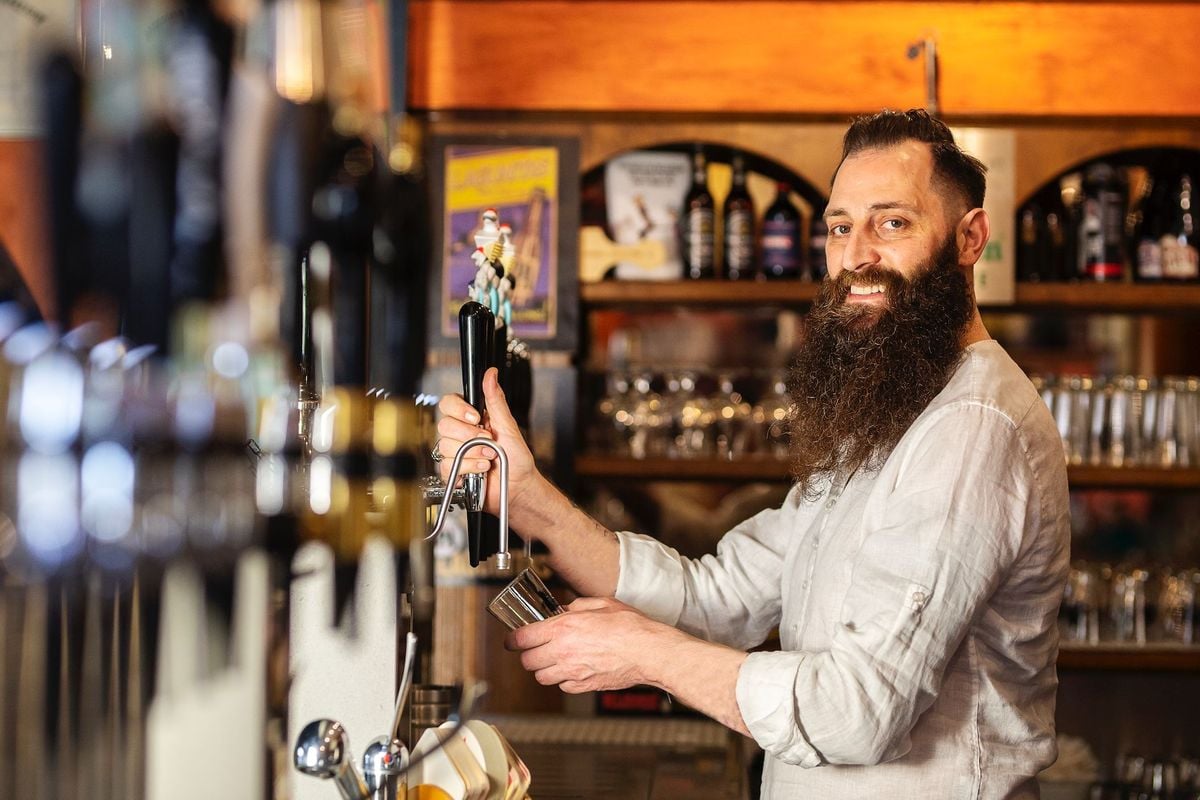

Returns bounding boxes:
[441,145,559,340]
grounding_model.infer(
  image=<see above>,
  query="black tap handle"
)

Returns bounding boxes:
[458,301,495,420]
[459,301,493,567]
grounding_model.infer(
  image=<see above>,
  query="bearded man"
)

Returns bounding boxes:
[436,109,1070,799]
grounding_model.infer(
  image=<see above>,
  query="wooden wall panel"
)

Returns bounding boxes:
[409,1,1200,118]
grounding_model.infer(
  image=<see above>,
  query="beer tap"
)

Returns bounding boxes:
[457,301,494,568]
[294,719,370,800]
[424,433,511,573]
[359,631,418,800]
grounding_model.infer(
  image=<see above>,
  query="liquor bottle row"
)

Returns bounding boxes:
[1019,161,1200,283]
[679,147,828,282]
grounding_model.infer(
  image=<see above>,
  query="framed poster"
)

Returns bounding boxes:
[0,0,75,137]
[428,135,579,352]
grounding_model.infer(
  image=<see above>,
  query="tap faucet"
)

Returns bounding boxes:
[424,436,511,571]
[294,719,370,800]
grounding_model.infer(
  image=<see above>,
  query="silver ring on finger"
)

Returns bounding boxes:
[431,437,445,463]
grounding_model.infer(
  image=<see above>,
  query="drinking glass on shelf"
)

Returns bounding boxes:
[1108,567,1149,645]
[1062,563,1101,645]
[594,372,633,455]
[675,371,714,459]
[753,371,791,459]
[1158,568,1198,645]
[714,372,752,460]
[1152,376,1181,467]
[1177,376,1199,467]
[627,372,666,459]
[1088,378,1113,466]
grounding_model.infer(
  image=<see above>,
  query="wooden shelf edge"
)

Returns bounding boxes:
[579,280,820,307]
[1057,645,1200,672]
[575,454,791,481]
[1067,466,1200,490]
[579,279,1200,312]
[576,456,1200,490]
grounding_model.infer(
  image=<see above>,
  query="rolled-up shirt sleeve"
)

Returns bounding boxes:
[615,487,805,650]
[737,403,1034,767]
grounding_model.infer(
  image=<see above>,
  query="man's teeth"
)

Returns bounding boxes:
[849,284,885,296]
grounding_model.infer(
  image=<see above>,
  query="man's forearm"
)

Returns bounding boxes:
[509,474,621,598]
[643,627,751,737]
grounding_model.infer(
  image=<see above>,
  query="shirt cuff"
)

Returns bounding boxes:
[614,531,686,626]
[736,650,824,768]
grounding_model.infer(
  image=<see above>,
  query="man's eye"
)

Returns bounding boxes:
[830,224,851,235]
[882,219,906,230]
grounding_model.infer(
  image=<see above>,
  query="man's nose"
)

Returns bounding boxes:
[840,228,881,273]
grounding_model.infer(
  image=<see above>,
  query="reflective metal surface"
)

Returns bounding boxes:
[294,719,370,800]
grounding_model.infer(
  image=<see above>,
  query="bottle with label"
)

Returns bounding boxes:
[1161,172,1199,281]
[1132,172,1167,282]
[760,183,802,280]
[808,205,828,281]
[722,153,755,280]
[681,146,715,279]
[1078,163,1127,282]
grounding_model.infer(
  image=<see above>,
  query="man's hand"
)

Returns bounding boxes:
[506,597,676,694]
[436,367,541,516]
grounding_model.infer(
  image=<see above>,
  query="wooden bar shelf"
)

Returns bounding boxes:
[580,280,820,307]
[579,279,1200,313]
[575,454,791,481]
[575,455,1200,490]
[1057,645,1200,672]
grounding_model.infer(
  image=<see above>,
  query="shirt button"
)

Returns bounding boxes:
[825,499,836,509]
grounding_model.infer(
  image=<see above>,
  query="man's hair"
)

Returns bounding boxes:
[837,108,987,213]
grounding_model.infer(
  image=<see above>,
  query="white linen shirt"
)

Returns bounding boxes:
[615,340,1071,800]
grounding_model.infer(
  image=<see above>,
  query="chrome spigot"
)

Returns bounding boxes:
[359,631,416,799]
[424,436,511,571]
[361,737,407,800]
[294,719,370,800]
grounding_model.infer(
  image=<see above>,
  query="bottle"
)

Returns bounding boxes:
[1017,202,1043,282]
[1078,163,1127,282]
[722,153,755,280]
[1161,172,1200,281]
[1132,172,1167,282]
[808,206,828,281]
[681,145,715,279]
[1048,190,1074,282]
[760,183,802,280]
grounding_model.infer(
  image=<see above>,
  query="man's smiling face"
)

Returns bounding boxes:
[823,139,963,316]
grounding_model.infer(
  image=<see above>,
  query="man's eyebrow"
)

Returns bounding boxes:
[824,201,920,221]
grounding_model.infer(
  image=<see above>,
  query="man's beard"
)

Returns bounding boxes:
[786,233,974,499]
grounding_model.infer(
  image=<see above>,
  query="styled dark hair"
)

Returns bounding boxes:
[837,109,987,212]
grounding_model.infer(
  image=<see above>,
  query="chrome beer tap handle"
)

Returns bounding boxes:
[425,436,511,571]
[294,719,370,800]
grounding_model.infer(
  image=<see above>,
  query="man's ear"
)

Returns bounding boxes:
[956,208,991,267]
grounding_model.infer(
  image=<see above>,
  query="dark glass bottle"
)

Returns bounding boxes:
[1132,171,1168,282]
[681,146,715,279]
[1017,202,1044,282]
[1047,190,1073,282]
[1078,163,1127,282]
[760,183,802,280]
[1162,172,1200,282]
[722,153,755,280]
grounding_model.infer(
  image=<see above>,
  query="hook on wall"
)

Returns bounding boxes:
[906,37,940,117]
